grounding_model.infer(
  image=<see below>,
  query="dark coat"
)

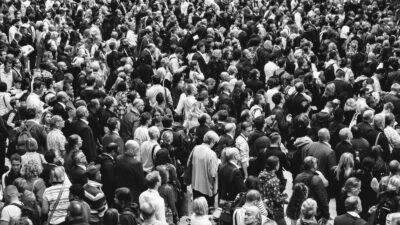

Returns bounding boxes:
[218,162,246,201]
[115,155,146,204]
[215,134,235,158]
[366,128,390,162]
[192,52,208,77]
[70,120,97,162]
[106,50,119,72]
[52,102,68,120]
[335,141,356,161]
[102,132,124,155]
[68,165,87,185]
[96,153,115,206]
[24,120,47,154]
[334,213,367,225]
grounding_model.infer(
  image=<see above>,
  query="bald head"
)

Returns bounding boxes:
[374,114,385,129]
[68,201,83,219]
[125,140,140,156]
[318,128,330,142]
[339,128,352,141]
[362,110,374,123]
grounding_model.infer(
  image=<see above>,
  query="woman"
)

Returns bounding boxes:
[331,152,357,211]
[175,83,197,123]
[183,101,204,130]
[21,159,46,205]
[191,197,212,225]
[297,198,318,225]
[336,177,362,216]
[21,138,46,168]
[21,190,41,225]
[258,156,287,225]
[371,145,389,180]
[103,208,119,225]
[0,81,12,117]
[156,165,178,225]
[47,115,67,164]
[357,157,377,220]
[286,183,309,225]
[373,175,400,225]
[188,60,205,86]
[385,113,400,156]
[344,98,358,126]
[234,176,268,217]
[64,135,82,174]
[40,110,53,132]
[42,166,71,225]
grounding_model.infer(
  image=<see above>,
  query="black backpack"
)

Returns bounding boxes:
[374,193,400,225]
[11,203,34,222]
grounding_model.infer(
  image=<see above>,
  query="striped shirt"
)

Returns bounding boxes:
[43,183,71,224]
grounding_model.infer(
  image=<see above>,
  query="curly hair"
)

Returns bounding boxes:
[21,159,43,179]
[286,183,309,220]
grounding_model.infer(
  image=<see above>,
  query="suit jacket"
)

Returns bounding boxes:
[52,102,68,120]
[96,153,115,205]
[288,93,309,116]
[333,213,367,225]
[305,141,337,178]
[115,155,146,204]
[335,141,356,161]
[68,165,87,185]
[192,52,208,77]
[132,63,153,84]
[70,120,97,162]
[218,163,246,201]
[356,121,374,138]
[102,132,124,154]
[329,79,354,103]
[106,50,119,72]
[366,128,390,162]
[88,109,102,141]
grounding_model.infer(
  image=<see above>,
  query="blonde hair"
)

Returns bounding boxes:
[388,175,400,191]
[50,166,66,184]
[301,198,317,220]
[335,152,355,181]
[193,197,208,216]
[21,159,43,179]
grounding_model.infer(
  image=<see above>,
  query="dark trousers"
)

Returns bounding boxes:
[193,189,215,208]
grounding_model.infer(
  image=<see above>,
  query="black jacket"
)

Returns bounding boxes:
[333,213,367,225]
[96,153,115,206]
[52,102,68,120]
[70,120,97,162]
[218,162,246,201]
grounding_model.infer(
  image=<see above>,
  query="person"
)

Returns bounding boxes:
[335,128,356,161]
[286,183,309,225]
[294,157,330,224]
[191,130,219,207]
[297,198,318,225]
[52,91,70,120]
[336,177,362,216]
[96,142,117,206]
[42,166,72,225]
[21,138,46,168]
[115,140,146,204]
[258,156,287,225]
[0,185,23,225]
[103,208,119,225]
[372,175,400,225]
[68,150,88,185]
[68,184,91,223]
[20,159,46,204]
[233,190,272,225]
[114,188,140,225]
[63,201,90,225]
[133,112,152,146]
[190,197,212,225]
[140,201,168,225]
[22,108,48,154]
[2,153,22,188]
[64,135,83,175]
[47,115,67,163]
[70,106,97,163]
[120,97,143,142]
[139,171,166,222]
[215,123,236,158]
[141,126,161,173]
[102,117,125,155]
[304,128,337,179]
[156,165,178,224]
[331,152,357,206]
[333,196,367,225]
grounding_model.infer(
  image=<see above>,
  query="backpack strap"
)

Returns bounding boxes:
[375,132,382,146]
[45,182,65,225]
[151,144,158,163]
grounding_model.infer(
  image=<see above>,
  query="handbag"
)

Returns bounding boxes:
[45,182,65,225]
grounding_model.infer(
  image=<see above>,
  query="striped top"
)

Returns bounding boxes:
[43,182,71,225]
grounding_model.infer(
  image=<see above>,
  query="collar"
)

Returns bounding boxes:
[112,130,120,136]
[321,141,331,148]
[230,161,240,169]
[59,102,66,108]
[87,179,102,187]
[227,133,234,139]
[347,211,360,218]
[78,164,86,171]
[240,133,248,140]
[80,119,89,125]
[102,152,114,160]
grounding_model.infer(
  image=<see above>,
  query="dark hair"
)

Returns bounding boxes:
[245,176,260,190]
[0,82,7,92]
[265,156,279,170]
[70,184,85,199]
[44,150,56,163]
[140,112,151,125]
[253,116,265,130]
[351,125,361,138]
[26,108,37,120]
[161,116,173,128]
[103,208,119,225]
[107,117,119,131]
[115,187,132,206]
[10,153,22,162]
[32,80,43,91]
[272,92,283,105]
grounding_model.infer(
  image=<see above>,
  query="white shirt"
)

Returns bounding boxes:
[0,200,22,223]
[140,140,161,173]
[134,126,150,147]
[235,134,249,167]
[26,92,44,112]
[0,69,13,91]
[266,87,280,110]
[139,189,166,222]
[264,61,279,83]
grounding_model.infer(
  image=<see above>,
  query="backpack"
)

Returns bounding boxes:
[323,64,335,83]
[10,203,34,222]
[374,194,400,225]
[14,122,35,155]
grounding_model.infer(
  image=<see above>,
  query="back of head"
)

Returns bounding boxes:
[68,201,83,219]
[344,196,361,212]
[145,171,160,189]
[389,160,400,175]
[303,156,317,171]
[388,175,400,191]
[115,187,132,206]
[192,197,208,216]
[301,198,317,220]
[124,140,140,156]
[203,130,220,145]
[317,128,330,142]
[339,128,352,141]
[265,155,279,171]
[148,126,160,140]
[246,189,261,203]
[362,110,374,123]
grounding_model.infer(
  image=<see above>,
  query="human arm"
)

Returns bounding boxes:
[6,111,16,128]
[311,176,330,219]
[41,194,49,217]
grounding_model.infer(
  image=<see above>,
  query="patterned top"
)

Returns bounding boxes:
[43,182,71,224]
[258,170,286,220]
[47,129,67,162]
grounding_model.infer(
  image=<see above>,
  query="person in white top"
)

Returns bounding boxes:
[26,80,45,112]
[190,197,212,225]
[235,122,252,179]
[0,83,12,117]
[139,171,166,222]
[0,60,14,92]
[264,59,279,83]
[140,126,161,173]
[0,185,23,224]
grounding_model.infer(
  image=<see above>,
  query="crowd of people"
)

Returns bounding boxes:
[1,0,400,224]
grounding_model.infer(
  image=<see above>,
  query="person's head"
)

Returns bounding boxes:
[72,150,87,166]
[253,116,265,131]
[383,102,394,113]
[146,171,161,190]
[13,178,27,194]
[26,138,38,153]
[387,175,400,191]
[50,115,65,129]
[67,134,82,151]
[389,160,400,175]
[374,114,385,129]
[265,155,279,171]
[362,110,374,124]
[160,130,173,146]
[317,128,330,142]
[107,117,120,132]
[10,153,21,174]
[3,185,20,204]
[192,197,208,216]
[223,147,240,165]
[69,184,85,201]
[303,156,318,171]
[76,106,89,119]
[140,112,152,126]
[67,201,84,221]
[124,140,140,157]
[20,159,43,179]
[224,123,236,136]
[244,205,261,225]
[245,189,262,206]
[32,80,44,95]
[300,198,317,220]
[386,113,396,127]
[345,196,362,213]
[291,182,309,203]
[269,132,281,146]
[244,176,260,190]
[343,177,362,196]
[0,82,7,92]
[114,187,132,211]
[339,127,353,142]
[103,208,119,225]
[85,165,101,182]
[132,98,145,113]
[104,96,117,110]
[203,130,220,148]
[272,92,284,106]
[49,166,66,185]
[241,122,252,137]
[148,126,160,140]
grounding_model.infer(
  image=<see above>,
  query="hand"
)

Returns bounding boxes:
[286,114,292,123]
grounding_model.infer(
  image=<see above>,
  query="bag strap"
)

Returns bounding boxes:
[151,144,158,163]
[375,132,382,146]
[31,179,39,192]
[46,182,65,225]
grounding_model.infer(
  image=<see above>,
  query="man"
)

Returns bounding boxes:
[102,117,125,155]
[287,82,310,117]
[99,96,118,134]
[0,185,22,225]
[2,154,21,188]
[139,171,166,222]
[23,108,48,154]
[146,73,173,107]
[70,106,97,162]
[294,156,330,224]
[140,126,161,173]
[169,47,187,75]
[218,147,246,202]
[305,128,337,178]
[0,60,15,92]
[264,56,279,83]
[64,201,90,225]
[191,131,219,207]
[120,96,143,142]
[271,93,291,140]
[115,140,146,204]
[246,69,264,94]
[356,110,374,137]
[26,80,45,112]
[233,190,268,225]
[96,142,117,206]
[235,122,252,179]
[134,112,151,146]
[382,83,400,120]
[83,166,108,224]
[68,150,88,185]
[335,128,356,160]
[328,69,354,104]
[191,41,208,77]
[367,114,391,162]
[114,188,140,225]
[333,196,367,225]
[106,41,119,72]
[52,91,69,120]
[87,99,102,142]
[310,101,334,136]
[249,94,266,120]
[215,123,236,158]
[140,201,168,225]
